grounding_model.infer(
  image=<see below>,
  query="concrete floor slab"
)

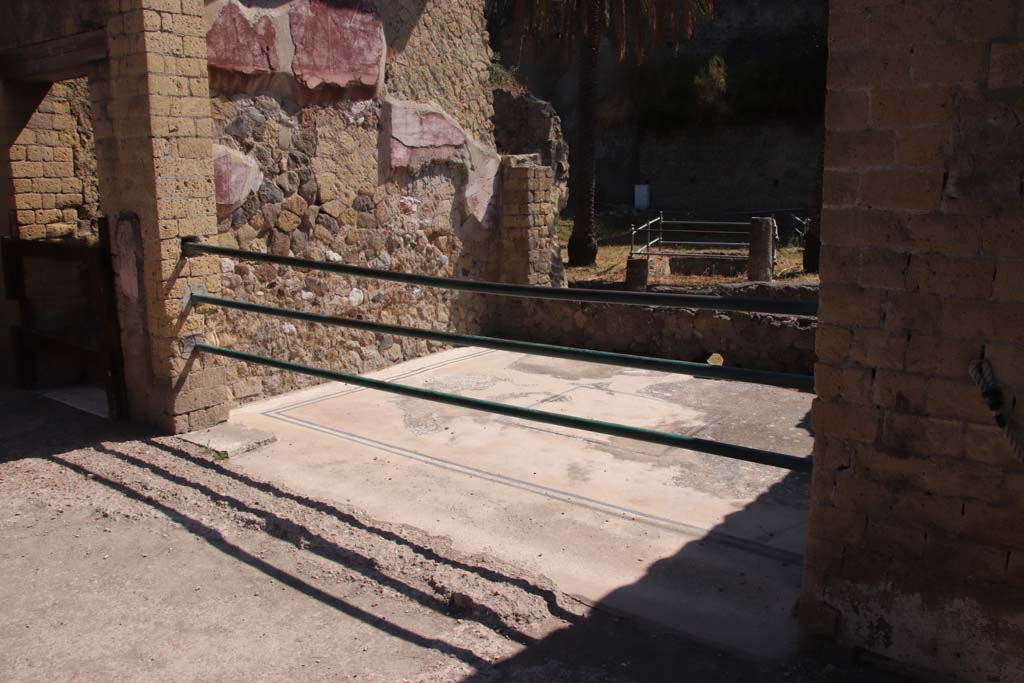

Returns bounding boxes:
[231,347,814,662]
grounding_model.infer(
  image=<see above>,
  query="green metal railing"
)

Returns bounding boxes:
[183,241,818,317]
[196,343,812,472]
[192,294,815,392]
[184,242,815,472]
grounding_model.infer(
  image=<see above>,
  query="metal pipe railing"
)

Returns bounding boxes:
[662,241,751,248]
[642,252,749,260]
[671,230,751,236]
[183,241,818,316]
[662,220,751,227]
[192,294,816,392]
[196,343,813,472]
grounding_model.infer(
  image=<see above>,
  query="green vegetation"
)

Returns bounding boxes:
[203,447,230,462]
[488,60,520,90]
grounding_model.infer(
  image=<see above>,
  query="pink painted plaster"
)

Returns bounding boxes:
[206,2,279,75]
[289,0,386,92]
[386,99,468,171]
[214,144,263,218]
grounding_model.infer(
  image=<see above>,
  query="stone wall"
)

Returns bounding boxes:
[496,0,828,215]
[493,88,570,180]
[200,0,503,403]
[802,1,1024,680]
[379,0,495,144]
[498,285,817,375]
[0,0,228,431]
[5,79,99,242]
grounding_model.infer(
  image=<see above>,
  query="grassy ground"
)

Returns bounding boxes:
[556,217,819,287]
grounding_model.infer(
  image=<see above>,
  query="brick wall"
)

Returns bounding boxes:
[803,1,1024,680]
[498,155,566,287]
[6,79,99,242]
[88,0,226,432]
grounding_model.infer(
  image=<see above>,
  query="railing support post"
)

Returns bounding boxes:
[749,217,775,282]
[625,257,650,291]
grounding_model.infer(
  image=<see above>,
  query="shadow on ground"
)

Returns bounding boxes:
[0,389,907,682]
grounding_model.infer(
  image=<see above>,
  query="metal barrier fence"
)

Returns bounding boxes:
[185,241,816,316]
[182,241,816,472]
[630,213,755,261]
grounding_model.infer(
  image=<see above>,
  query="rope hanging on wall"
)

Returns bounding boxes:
[969,359,1024,466]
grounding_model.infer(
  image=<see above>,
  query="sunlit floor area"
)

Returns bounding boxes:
[231,347,814,660]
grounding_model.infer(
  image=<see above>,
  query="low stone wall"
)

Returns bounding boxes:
[497,284,818,375]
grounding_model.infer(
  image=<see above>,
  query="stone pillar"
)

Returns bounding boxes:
[748,217,774,282]
[625,258,649,291]
[803,1,1024,680]
[89,0,226,433]
[498,154,567,287]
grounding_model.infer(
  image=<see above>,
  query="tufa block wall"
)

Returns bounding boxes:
[804,1,1024,680]
[87,0,226,432]
[4,79,99,242]
[497,297,817,376]
[498,155,566,287]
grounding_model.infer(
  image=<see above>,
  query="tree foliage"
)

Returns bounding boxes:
[493,0,714,62]
[486,0,714,267]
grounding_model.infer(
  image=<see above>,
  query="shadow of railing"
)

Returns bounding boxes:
[47,453,486,666]
[90,440,539,645]
[1,392,560,670]
[144,438,580,624]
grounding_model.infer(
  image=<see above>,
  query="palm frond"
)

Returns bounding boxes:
[498,0,715,64]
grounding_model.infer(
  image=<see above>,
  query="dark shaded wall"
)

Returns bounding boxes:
[492,0,828,215]
[804,0,1024,679]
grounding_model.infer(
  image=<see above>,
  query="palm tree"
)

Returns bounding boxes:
[506,0,714,267]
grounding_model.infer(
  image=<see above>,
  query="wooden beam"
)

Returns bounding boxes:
[0,30,106,82]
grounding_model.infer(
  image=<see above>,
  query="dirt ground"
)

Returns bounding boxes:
[555,217,819,287]
[0,390,905,682]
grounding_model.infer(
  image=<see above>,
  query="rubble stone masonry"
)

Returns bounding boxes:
[803,1,1024,680]
[198,0,502,403]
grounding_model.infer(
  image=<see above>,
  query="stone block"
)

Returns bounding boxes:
[906,254,996,298]
[989,42,1024,89]
[881,408,965,459]
[849,328,909,369]
[870,86,955,128]
[860,169,944,211]
[826,130,895,169]
[213,144,263,218]
[827,48,912,90]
